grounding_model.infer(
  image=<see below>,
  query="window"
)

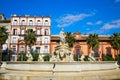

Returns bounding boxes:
[45,29,49,35]
[13,29,17,35]
[13,20,17,25]
[20,46,24,52]
[21,36,24,40]
[36,47,40,53]
[21,30,24,35]
[44,38,49,44]
[106,47,111,55]
[45,20,49,26]
[37,37,40,41]
[29,20,33,26]
[12,46,16,51]
[76,49,81,58]
[94,49,99,57]
[37,20,41,26]
[21,20,25,25]
[44,46,49,53]
[12,48,16,51]
[37,30,40,35]
[12,37,17,43]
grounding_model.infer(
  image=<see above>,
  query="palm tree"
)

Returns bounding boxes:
[0,26,9,61]
[110,33,120,59]
[24,29,36,54]
[65,32,76,48]
[86,34,99,53]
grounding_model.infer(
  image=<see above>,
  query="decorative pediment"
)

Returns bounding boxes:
[18,40,25,45]
[73,32,82,39]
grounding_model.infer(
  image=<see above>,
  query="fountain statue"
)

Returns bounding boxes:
[26,52,33,62]
[80,50,96,61]
[38,54,44,62]
[88,50,96,61]
[50,29,74,62]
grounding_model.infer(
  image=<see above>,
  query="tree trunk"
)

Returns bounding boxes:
[29,44,33,54]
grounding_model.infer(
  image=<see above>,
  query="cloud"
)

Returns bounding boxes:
[96,21,102,25]
[101,19,120,30]
[56,13,92,28]
[87,19,120,34]
[87,21,102,25]
[86,22,93,25]
[115,0,120,2]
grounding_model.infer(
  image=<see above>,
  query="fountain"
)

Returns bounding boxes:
[0,29,119,80]
[50,29,74,62]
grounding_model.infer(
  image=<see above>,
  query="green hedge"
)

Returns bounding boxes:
[103,54,114,61]
[17,52,27,61]
[84,56,90,61]
[32,53,39,61]
[73,54,79,61]
[43,54,50,61]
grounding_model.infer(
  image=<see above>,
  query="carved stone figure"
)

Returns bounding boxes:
[80,54,85,61]
[59,28,66,44]
[69,54,74,62]
[50,55,57,62]
[50,29,74,62]
[26,53,33,62]
[38,54,44,62]
[88,50,96,61]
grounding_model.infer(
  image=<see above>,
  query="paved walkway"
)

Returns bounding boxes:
[0,69,120,80]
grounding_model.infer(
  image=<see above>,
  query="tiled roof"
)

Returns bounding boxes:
[51,35,110,41]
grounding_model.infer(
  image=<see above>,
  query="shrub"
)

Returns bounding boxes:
[43,54,50,61]
[17,52,27,61]
[84,56,90,61]
[103,54,114,61]
[73,54,79,61]
[32,53,39,61]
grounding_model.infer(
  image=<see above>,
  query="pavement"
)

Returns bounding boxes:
[0,69,120,80]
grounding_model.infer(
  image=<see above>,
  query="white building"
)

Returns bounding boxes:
[10,15,51,54]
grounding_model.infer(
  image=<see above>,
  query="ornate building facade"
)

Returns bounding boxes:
[0,14,120,60]
[10,15,51,54]
[51,32,120,60]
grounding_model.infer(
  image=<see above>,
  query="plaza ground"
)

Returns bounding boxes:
[0,69,120,80]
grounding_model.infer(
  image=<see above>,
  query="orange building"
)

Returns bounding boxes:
[51,32,120,60]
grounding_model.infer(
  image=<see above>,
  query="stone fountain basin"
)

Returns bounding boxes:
[5,61,117,72]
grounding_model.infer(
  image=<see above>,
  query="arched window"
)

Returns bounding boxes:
[37,37,40,41]
[106,47,111,55]
[37,30,40,35]
[20,46,24,52]
[74,44,81,58]
[45,29,49,35]
[13,20,17,25]
[44,38,48,44]
[45,20,49,26]
[44,46,48,53]
[21,20,25,25]
[37,20,41,26]
[29,20,33,26]
[94,49,99,57]
[13,29,17,35]
[21,30,24,35]
[12,37,17,43]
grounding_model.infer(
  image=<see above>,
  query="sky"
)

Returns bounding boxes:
[0,0,120,35]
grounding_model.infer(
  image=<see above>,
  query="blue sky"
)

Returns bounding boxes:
[0,0,120,35]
